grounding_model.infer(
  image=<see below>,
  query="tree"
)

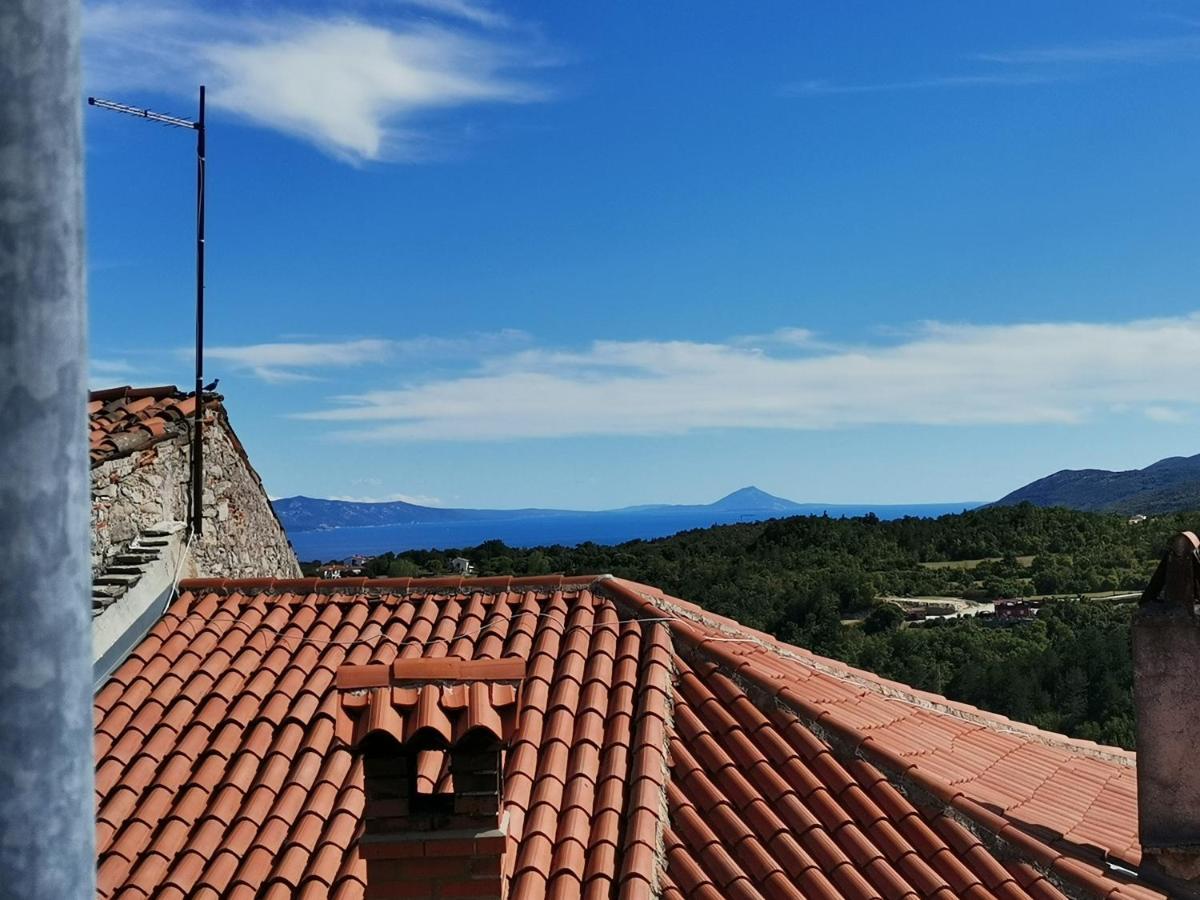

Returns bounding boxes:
[863,603,905,635]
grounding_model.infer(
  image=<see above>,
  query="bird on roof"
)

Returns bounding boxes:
[202,378,219,392]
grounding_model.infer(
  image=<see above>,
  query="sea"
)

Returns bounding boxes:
[287,503,977,560]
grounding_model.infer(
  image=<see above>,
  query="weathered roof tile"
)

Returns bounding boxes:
[87,385,217,467]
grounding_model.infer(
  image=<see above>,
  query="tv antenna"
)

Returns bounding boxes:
[88,87,208,537]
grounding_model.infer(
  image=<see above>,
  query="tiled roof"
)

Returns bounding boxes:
[89,385,217,467]
[94,576,1161,899]
[628,590,1155,900]
[337,657,526,750]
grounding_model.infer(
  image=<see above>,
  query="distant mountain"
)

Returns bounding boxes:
[991,454,1200,514]
[274,485,805,533]
[279,487,980,556]
[270,495,579,532]
[615,485,804,515]
[276,489,981,558]
[710,485,805,512]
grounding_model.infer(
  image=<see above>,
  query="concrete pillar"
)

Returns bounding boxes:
[1135,531,1200,894]
[0,2,93,898]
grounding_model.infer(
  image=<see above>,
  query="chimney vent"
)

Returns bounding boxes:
[338,658,524,899]
[1135,531,1200,894]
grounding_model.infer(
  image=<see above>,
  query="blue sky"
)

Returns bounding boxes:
[85,0,1200,509]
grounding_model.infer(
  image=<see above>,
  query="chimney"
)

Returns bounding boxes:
[1135,531,1200,894]
[338,658,524,899]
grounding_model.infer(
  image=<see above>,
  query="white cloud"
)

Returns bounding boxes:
[731,326,841,353]
[202,330,529,382]
[399,0,511,30]
[789,30,1200,97]
[84,1,551,161]
[204,338,393,383]
[975,36,1200,66]
[90,358,136,375]
[89,357,139,387]
[784,73,1056,95]
[293,314,1200,441]
[1145,405,1188,424]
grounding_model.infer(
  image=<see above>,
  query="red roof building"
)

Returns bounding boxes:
[93,574,1162,899]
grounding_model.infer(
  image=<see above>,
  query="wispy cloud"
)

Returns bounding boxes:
[975,35,1200,66]
[399,0,511,30]
[732,326,820,347]
[1145,405,1188,424]
[84,0,553,162]
[89,358,139,387]
[790,29,1200,97]
[293,315,1200,441]
[784,73,1056,96]
[204,338,394,383]
[203,330,529,382]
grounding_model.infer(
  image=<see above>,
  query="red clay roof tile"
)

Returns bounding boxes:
[87,386,222,467]
[94,576,1166,899]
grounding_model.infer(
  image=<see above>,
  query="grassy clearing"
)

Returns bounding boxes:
[919,555,1035,570]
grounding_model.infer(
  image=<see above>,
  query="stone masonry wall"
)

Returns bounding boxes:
[90,413,300,579]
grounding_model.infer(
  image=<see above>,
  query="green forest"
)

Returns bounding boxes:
[302,504,1189,749]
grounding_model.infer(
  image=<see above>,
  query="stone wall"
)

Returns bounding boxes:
[90,412,300,579]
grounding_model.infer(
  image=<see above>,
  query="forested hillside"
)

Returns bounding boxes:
[302,504,1190,748]
[992,453,1200,513]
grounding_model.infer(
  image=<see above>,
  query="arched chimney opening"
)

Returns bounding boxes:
[336,658,524,899]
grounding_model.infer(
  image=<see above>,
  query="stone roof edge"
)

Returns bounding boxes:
[597,578,1150,900]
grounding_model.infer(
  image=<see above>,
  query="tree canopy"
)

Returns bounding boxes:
[302,503,1180,748]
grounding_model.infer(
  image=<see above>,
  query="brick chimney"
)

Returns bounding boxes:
[337,658,525,899]
[1135,531,1200,895]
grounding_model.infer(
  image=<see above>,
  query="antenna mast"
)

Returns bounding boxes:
[88,86,208,536]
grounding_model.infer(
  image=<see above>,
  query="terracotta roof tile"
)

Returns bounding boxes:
[602,577,1166,900]
[87,385,221,467]
[94,576,1167,899]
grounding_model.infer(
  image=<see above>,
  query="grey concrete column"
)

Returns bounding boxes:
[1135,531,1200,896]
[0,2,93,898]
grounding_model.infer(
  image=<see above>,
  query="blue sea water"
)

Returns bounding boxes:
[288,503,977,560]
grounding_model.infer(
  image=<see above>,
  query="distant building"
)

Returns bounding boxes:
[1128,514,1148,525]
[994,598,1038,621]
[321,562,364,579]
[449,556,474,575]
